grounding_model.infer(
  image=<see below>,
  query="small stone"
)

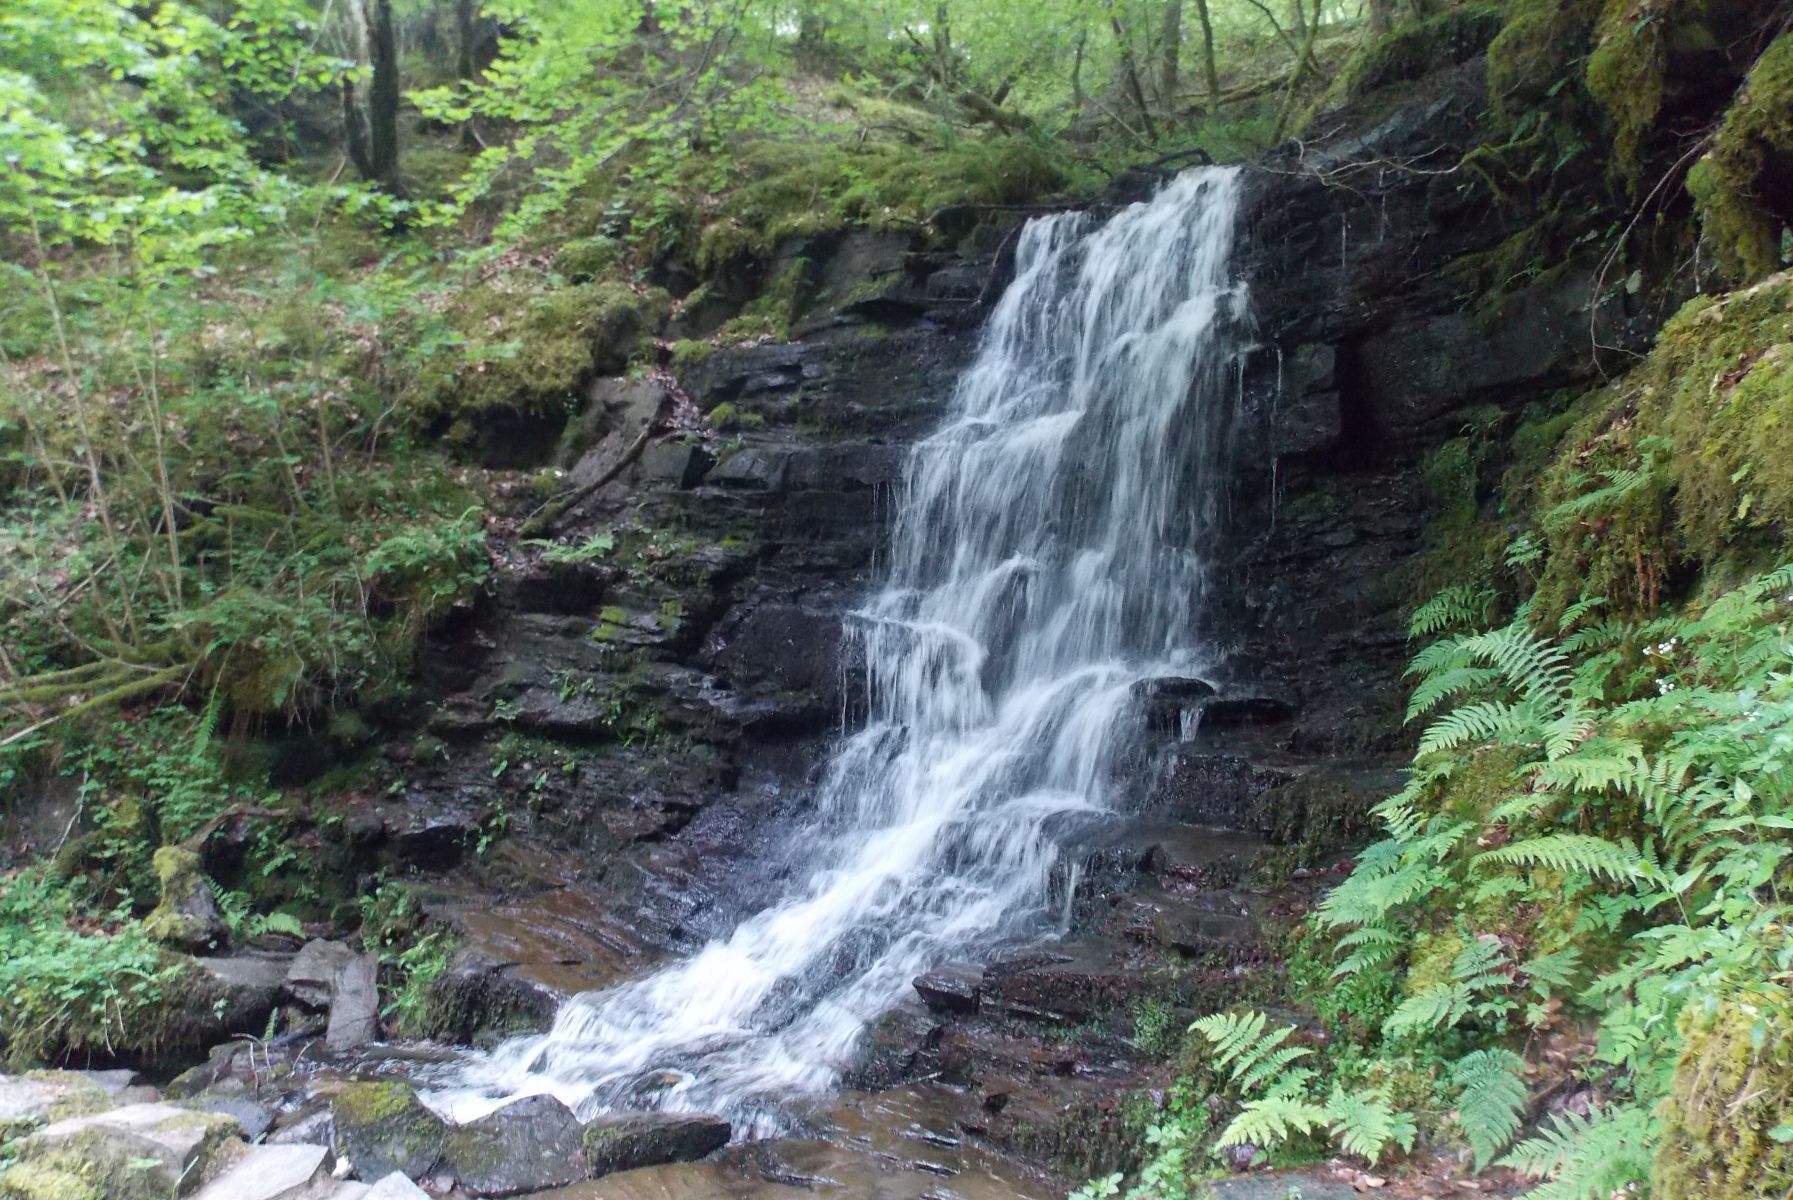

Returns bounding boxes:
[442,1094,585,1196]
[580,1111,731,1177]
[364,1173,432,1199]
[331,1082,444,1182]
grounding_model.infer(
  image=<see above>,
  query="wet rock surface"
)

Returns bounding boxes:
[582,1112,733,1177]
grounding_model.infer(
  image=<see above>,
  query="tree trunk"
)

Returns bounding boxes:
[1368,0,1396,34]
[933,3,954,91]
[344,0,402,194]
[1193,0,1221,114]
[1109,7,1159,142]
[455,0,478,79]
[1159,0,1182,115]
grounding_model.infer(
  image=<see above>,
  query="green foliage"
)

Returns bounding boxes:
[0,869,184,1065]
[359,880,452,1037]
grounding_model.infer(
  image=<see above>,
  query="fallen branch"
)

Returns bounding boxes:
[518,396,674,538]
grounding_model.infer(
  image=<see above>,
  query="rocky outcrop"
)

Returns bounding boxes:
[581,1112,732,1176]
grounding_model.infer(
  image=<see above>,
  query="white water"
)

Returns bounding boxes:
[436,167,1249,1133]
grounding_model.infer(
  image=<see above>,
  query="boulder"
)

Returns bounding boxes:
[179,1090,275,1141]
[284,940,357,1009]
[190,1142,329,1200]
[441,1094,585,1196]
[580,1111,731,1177]
[144,846,228,952]
[331,1082,444,1182]
[913,964,984,1014]
[324,955,380,1051]
[193,952,292,1033]
[7,1102,239,1200]
[362,1174,431,1199]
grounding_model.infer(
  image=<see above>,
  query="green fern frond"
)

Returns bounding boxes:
[1497,1104,1657,1200]
[1418,700,1538,755]
[1325,1084,1416,1166]
[1190,1011,1312,1097]
[1407,665,1502,722]
[1409,584,1498,639]
[1474,833,1643,881]
[1213,1096,1329,1154]
[1450,1048,1528,1168]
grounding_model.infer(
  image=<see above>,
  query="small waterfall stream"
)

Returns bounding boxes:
[437,166,1250,1133]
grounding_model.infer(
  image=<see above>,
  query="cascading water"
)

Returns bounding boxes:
[436,166,1250,1134]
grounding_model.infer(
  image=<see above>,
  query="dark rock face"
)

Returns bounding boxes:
[581,1111,732,1176]
[442,1094,586,1196]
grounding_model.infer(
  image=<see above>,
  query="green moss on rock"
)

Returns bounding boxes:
[1654,997,1793,1199]
[0,1163,104,1200]
[1688,33,1793,283]
[1486,0,1603,121]
[330,1081,445,1181]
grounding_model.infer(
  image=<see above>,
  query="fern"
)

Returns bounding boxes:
[1325,1085,1416,1165]
[1498,1105,1657,1200]
[1212,1095,1329,1156]
[1474,833,1643,881]
[1190,1011,1312,1096]
[1450,1049,1528,1168]
[1409,583,1497,639]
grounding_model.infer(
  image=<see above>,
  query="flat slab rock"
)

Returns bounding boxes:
[582,1112,731,1177]
[11,1101,240,1195]
[191,1142,329,1200]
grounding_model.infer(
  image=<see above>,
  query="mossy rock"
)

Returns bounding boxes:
[1654,997,1793,1199]
[1486,0,1603,120]
[142,846,226,953]
[330,1082,445,1182]
[0,1163,104,1200]
[1688,32,1793,283]
[7,1104,239,1200]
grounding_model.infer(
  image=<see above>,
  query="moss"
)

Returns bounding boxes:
[408,280,660,435]
[1653,997,1793,1199]
[715,258,813,344]
[333,1080,416,1126]
[553,235,624,283]
[1688,33,1793,283]
[0,1163,104,1200]
[1486,0,1604,121]
[141,846,211,949]
[1316,5,1504,112]
[704,402,763,431]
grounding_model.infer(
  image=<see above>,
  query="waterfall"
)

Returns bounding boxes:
[436,166,1250,1134]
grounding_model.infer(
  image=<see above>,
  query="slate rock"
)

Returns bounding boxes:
[10,1102,239,1198]
[581,1111,731,1177]
[913,964,984,1014]
[325,954,381,1052]
[442,1094,585,1196]
[284,939,357,1008]
[190,1142,329,1200]
[331,1082,445,1182]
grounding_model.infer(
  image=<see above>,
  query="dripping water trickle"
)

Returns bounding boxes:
[434,166,1251,1134]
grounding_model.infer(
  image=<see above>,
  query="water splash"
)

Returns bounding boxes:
[435,167,1249,1133]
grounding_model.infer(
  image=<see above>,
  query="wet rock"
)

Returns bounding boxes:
[1197,695,1295,729]
[636,441,714,489]
[8,1102,239,1199]
[507,557,614,616]
[984,950,1151,1023]
[331,1082,444,1182]
[913,964,984,1015]
[267,1100,333,1147]
[190,1142,329,1200]
[180,1090,276,1141]
[285,939,357,1009]
[1210,1173,1362,1200]
[325,955,380,1051]
[841,1008,942,1090]
[144,846,228,952]
[442,1094,585,1196]
[708,447,792,491]
[581,1111,731,1177]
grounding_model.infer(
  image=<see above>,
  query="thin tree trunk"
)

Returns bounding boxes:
[1159,0,1182,115]
[1193,0,1221,114]
[933,3,953,91]
[1072,27,1088,116]
[1368,0,1396,33]
[1109,8,1159,142]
